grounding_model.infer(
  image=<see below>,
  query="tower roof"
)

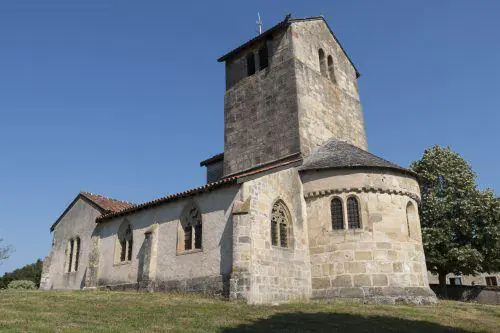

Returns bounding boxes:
[217,14,360,78]
[299,139,415,176]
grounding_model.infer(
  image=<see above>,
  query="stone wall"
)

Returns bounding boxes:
[301,169,436,304]
[291,20,367,156]
[231,168,312,304]
[428,272,500,286]
[96,185,240,294]
[40,198,101,290]
[223,28,300,176]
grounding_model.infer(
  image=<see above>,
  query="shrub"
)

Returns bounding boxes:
[7,280,37,290]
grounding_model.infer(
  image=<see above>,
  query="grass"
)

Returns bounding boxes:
[0,291,498,332]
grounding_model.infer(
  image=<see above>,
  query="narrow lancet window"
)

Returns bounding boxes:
[347,197,361,229]
[258,44,269,70]
[327,55,336,83]
[318,49,327,76]
[331,198,344,230]
[246,53,256,76]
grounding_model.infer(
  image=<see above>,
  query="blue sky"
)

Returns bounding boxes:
[0,0,498,275]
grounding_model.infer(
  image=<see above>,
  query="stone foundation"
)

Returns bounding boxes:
[97,275,230,296]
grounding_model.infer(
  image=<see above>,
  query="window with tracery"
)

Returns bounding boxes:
[117,221,133,263]
[271,200,291,248]
[65,237,81,272]
[347,197,361,229]
[178,203,202,252]
[331,198,344,230]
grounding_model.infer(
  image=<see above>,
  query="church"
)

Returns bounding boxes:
[40,15,437,304]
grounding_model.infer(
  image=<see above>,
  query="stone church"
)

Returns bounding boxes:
[41,15,437,304]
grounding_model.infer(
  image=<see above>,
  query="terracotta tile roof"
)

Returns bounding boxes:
[50,192,135,231]
[96,177,239,222]
[80,191,135,213]
[96,154,303,223]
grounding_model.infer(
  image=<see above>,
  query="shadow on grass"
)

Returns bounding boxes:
[220,312,470,333]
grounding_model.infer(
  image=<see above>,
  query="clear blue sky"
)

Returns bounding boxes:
[1,0,498,275]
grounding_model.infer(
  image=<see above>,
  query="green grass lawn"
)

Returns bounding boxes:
[0,291,498,333]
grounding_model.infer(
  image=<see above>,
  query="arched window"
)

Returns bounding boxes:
[258,44,269,70]
[74,237,81,271]
[246,52,256,76]
[406,202,417,238]
[347,197,361,229]
[327,55,336,83]
[67,239,74,273]
[271,200,291,248]
[66,237,81,272]
[331,198,344,230]
[117,222,133,262]
[178,203,202,252]
[318,49,327,76]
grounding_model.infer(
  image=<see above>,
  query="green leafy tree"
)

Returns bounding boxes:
[0,238,12,264]
[411,146,500,287]
[0,259,43,289]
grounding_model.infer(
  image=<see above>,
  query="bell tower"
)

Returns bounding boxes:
[218,15,366,177]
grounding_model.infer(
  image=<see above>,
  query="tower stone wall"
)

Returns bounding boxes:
[223,28,300,176]
[292,20,367,155]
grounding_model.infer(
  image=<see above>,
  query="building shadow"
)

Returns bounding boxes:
[220,312,470,333]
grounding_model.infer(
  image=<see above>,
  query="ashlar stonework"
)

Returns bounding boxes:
[41,15,436,305]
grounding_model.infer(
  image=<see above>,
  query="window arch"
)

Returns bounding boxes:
[178,202,202,252]
[246,52,256,76]
[331,197,344,230]
[318,48,327,76]
[65,237,81,273]
[258,44,269,70]
[271,200,291,248]
[327,55,336,83]
[117,221,133,262]
[406,201,417,238]
[347,197,361,229]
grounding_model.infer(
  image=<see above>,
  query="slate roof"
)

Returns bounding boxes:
[217,14,360,78]
[299,139,414,175]
[200,153,224,166]
[50,192,134,231]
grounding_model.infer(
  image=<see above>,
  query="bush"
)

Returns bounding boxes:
[7,280,37,290]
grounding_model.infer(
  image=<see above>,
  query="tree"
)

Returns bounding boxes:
[0,259,43,289]
[0,238,12,264]
[411,146,500,287]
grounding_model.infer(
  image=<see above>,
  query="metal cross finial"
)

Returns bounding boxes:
[256,13,263,35]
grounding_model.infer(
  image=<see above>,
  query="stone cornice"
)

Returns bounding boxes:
[304,187,421,203]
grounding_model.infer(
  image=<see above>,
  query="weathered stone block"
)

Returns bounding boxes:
[372,274,389,286]
[355,251,372,261]
[332,275,353,287]
[340,287,364,298]
[345,262,366,274]
[312,277,330,289]
[353,274,372,286]
[393,262,403,273]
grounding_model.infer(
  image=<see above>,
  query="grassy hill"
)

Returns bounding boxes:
[0,291,498,332]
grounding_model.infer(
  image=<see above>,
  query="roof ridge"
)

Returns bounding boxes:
[80,191,135,206]
[96,177,239,222]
